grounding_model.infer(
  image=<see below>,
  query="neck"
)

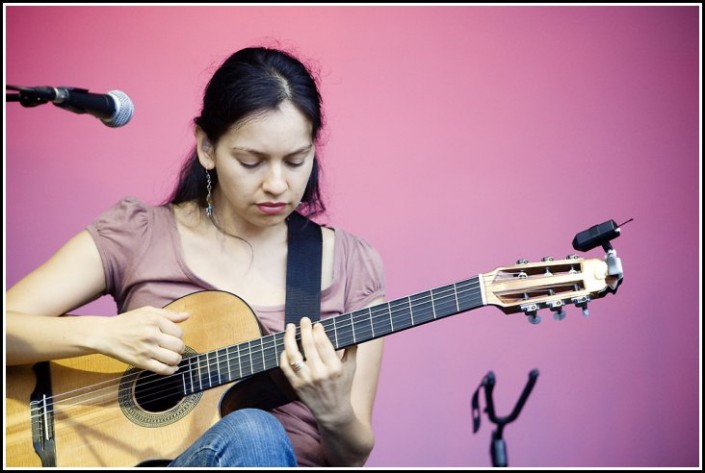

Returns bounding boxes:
[208,199,288,247]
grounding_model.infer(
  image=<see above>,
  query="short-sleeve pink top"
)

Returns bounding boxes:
[86,197,385,466]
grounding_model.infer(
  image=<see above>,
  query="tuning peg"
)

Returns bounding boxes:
[521,303,541,324]
[547,300,566,321]
[516,258,529,264]
[566,254,579,260]
[571,296,591,318]
[541,256,554,262]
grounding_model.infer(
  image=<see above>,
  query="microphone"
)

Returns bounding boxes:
[15,86,134,127]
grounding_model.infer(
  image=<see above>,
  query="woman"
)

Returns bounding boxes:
[6,46,385,467]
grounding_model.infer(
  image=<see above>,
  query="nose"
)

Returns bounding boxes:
[262,162,287,196]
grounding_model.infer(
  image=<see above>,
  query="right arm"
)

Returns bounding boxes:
[6,230,187,375]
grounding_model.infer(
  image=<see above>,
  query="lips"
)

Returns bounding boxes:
[256,202,287,215]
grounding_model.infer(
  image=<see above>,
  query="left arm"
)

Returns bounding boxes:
[280,297,385,467]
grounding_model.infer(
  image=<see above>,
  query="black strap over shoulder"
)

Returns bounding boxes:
[285,211,322,325]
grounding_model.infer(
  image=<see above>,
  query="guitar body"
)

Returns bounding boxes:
[5,291,266,467]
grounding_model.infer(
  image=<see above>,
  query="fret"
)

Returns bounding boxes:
[214,351,222,387]
[186,357,195,395]
[274,333,285,369]
[368,307,375,338]
[252,342,259,374]
[268,334,281,371]
[248,340,255,376]
[430,288,438,319]
[332,316,339,348]
[351,315,357,344]
[457,277,483,312]
[205,352,212,388]
[192,357,199,393]
[324,307,381,349]
[274,334,284,369]
[255,338,265,373]
[409,291,434,325]
[431,284,458,318]
[241,340,251,378]
[250,343,257,374]
[389,301,395,332]
[237,343,243,380]
[259,338,266,372]
[351,308,374,344]
[389,298,414,332]
[225,346,231,381]
[197,355,204,391]
[338,312,353,347]
[370,303,393,338]
[453,283,460,313]
[261,335,272,371]
[214,349,222,386]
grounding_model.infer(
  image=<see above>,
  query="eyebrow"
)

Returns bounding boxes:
[232,144,313,158]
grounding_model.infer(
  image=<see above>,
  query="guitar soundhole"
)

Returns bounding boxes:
[134,373,184,412]
[118,346,203,428]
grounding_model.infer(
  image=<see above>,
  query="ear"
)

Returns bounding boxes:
[195,127,215,170]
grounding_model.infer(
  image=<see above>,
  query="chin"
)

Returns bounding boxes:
[254,213,289,227]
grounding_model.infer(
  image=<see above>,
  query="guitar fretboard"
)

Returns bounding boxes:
[180,276,484,395]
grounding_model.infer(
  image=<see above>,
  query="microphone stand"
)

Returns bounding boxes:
[6,85,50,107]
[471,369,539,467]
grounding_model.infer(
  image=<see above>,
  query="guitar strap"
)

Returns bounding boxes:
[285,211,322,325]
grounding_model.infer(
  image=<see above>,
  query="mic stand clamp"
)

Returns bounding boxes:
[471,369,539,467]
[6,85,49,107]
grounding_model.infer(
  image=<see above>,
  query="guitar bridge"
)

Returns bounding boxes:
[30,362,57,467]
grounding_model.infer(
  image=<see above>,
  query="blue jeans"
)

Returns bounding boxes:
[168,408,298,467]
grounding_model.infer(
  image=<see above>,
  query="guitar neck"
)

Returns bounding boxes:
[321,275,484,350]
[180,276,484,395]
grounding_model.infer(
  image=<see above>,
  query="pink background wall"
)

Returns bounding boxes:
[4,5,700,468]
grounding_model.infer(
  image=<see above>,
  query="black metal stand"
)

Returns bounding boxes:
[6,84,51,107]
[471,369,539,467]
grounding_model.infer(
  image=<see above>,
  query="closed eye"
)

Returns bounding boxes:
[238,160,261,169]
[232,144,313,169]
[286,160,306,168]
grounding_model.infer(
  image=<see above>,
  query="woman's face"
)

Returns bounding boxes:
[197,101,315,233]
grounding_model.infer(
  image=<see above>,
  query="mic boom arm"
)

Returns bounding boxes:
[7,84,134,127]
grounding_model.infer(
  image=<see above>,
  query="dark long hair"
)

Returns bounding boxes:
[167,47,326,217]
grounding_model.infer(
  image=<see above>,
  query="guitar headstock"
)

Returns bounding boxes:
[482,255,622,324]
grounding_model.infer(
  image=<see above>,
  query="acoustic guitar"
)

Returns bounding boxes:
[5,255,621,467]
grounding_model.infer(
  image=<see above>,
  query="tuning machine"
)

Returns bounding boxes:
[571,295,591,318]
[547,300,567,321]
[520,303,541,324]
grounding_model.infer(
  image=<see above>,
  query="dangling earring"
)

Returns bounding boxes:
[205,168,213,218]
